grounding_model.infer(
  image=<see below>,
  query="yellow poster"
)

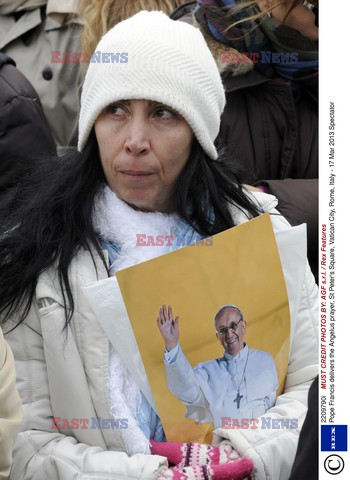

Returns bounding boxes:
[116,213,289,443]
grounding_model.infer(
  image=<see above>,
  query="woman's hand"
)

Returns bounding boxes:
[152,439,252,480]
[156,305,179,350]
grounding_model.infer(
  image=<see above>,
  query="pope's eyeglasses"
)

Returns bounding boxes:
[217,318,242,336]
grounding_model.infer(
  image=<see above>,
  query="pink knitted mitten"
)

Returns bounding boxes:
[156,457,254,480]
[150,440,239,467]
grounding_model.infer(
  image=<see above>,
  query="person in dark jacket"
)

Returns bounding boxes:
[0,52,56,202]
[0,0,83,155]
[289,376,318,480]
[171,0,318,280]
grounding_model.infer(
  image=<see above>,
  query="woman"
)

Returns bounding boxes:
[192,0,318,182]
[0,11,317,480]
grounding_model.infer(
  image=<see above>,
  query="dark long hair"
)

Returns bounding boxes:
[0,133,261,330]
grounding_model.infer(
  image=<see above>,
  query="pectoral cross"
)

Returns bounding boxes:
[234,391,243,409]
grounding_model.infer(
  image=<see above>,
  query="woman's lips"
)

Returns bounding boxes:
[120,170,155,181]
[120,170,154,176]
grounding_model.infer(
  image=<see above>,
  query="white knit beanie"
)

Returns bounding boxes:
[78,10,226,159]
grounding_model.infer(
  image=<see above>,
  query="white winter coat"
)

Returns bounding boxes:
[5,192,318,480]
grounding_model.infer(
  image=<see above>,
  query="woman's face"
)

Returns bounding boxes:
[258,1,318,41]
[94,99,193,212]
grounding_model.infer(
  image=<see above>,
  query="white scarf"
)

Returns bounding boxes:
[93,186,183,274]
[92,187,183,455]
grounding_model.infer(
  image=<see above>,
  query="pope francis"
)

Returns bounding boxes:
[157,304,278,428]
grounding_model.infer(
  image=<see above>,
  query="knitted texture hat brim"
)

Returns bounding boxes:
[78,11,225,159]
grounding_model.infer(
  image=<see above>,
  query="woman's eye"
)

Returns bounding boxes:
[107,104,126,116]
[154,108,175,119]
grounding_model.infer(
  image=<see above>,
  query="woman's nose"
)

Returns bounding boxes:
[124,117,151,156]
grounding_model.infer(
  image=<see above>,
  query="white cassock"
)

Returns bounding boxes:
[164,343,278,428]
